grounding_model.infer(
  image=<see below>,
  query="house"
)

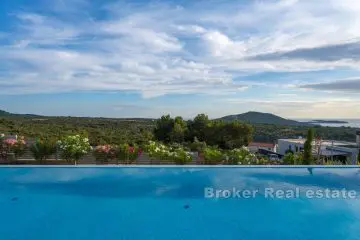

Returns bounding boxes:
[278,133,360,164]
[248,142,277,153]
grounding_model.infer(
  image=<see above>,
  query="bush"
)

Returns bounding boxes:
[171,148,192,165]
[202,147,224,165]
[57,135,92,164]
[282,152,304,165]
[145,141,170,161]
[144,141,192,164]
[0,135,7,160]
[325,160,344,165]
[116,143,142,164]
[189,137,207,152]
[93,144,116,163]
[30,138,57,163]
[4,137,27,159]
[226,147,257,165]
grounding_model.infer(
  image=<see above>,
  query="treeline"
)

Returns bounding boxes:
[0,117,154,145]
[154,114,253,149]
[252,124,358,143]
[0,114,359,148]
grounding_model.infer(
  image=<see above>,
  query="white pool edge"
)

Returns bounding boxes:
[0,165,359,168]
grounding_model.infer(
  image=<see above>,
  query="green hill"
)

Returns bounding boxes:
[0,109,41,118]
[0,110,13,116]
[219,111,308,126]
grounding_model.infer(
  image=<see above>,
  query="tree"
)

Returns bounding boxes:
[170,122,185,143]
[154,115,174,143]
[30,138,57,163]
[357,150,360,164]
[154,115,187,143]
[170,116,187,143]
[137,128,154,146]
[205,120,253,149]
[303,128,314,165]
[187,114,209,142]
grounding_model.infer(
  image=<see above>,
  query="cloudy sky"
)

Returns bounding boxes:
[1,0,360,119]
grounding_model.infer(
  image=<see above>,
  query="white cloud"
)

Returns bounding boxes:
[1,0,360,98]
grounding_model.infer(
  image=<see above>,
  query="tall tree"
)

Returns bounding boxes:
[187,114,209,142]
[154,115,174,143]
[170,116,187,143]
[303,128,314,165]
[205,120,253,149]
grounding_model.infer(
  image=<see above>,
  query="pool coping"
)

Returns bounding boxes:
[0,165,359,168]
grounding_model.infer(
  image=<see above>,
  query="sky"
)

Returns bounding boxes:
[1,0,360,119]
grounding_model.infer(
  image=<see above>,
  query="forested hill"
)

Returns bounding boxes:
[0,109,42,118]
[0,109,153,121]
[0,109,358,144]
[0,110,12,116]
[220,111,309,126]
[1,109,306,126]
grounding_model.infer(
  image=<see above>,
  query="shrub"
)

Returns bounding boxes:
[116,143,142,164]
[325,160,344,165]
[0,134,7,160]
[282,152,295,165]
[30,138,57,163]
[4,136,27,159]
[282,152,304,165]
[57,135,92,164]
[226,147,257,165]
[145,141,192,164]
[93,144,116,163]
[145,141,170,161]
[170,147,192,165]
[202,147,224,165]
[189,137,207,152]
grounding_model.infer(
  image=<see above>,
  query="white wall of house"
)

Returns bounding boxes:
[278,139,359,164]
[277,139,304,155]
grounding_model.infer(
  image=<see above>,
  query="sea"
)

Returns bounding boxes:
[296,119,360,128]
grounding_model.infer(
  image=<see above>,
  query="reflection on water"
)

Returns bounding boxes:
[0,167,360,199]
[1,167,360,240]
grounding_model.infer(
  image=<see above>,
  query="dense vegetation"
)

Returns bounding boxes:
[0,110,359,147]
[0,117,154,145]
[251,124,357,143]
[1,110,359,165]
[154,114,252,149]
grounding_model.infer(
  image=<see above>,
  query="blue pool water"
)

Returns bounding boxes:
[1,167,360,240]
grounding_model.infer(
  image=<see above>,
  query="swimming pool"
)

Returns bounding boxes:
[0,166,360,240]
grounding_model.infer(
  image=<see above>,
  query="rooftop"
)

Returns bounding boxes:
[278,139,358,148]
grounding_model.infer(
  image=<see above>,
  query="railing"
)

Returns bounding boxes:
[0,149,200,165]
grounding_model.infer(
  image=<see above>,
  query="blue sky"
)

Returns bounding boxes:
[1,0,360,118]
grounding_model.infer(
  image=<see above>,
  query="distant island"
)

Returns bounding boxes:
[307,120,349,124]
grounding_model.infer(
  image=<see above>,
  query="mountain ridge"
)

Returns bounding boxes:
[0,109,311,125]
[219,111,310,126]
